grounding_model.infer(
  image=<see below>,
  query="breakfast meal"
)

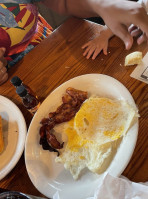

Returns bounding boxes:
[125,51,142,66]
[39,88,138,180]
[55,97,138,179]
[0,116,4,154]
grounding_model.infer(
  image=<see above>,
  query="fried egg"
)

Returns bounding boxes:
[74,97,137,143]
[55,97,138,180]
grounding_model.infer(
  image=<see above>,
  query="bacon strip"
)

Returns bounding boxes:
[39,87,88,155]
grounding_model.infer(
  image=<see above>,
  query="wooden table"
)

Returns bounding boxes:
[0,17,148,198]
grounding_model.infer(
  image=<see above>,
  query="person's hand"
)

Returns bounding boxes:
[128,24,147,45]
[82,35,108,60]
[82,26,114,59]
[0,48,8,85]
[97,0,148,50]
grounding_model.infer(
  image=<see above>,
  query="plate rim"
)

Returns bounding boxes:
[0,95,27,180]
[25,73,138,198]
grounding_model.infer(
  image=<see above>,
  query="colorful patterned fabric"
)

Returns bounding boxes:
[0,1,42,5]
[0,1,52,66]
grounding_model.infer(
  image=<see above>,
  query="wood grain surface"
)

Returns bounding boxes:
[0,17,148,197]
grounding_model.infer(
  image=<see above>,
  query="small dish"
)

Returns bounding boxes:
[0,96,27,180]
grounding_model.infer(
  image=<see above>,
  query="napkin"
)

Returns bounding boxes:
[53,172,148,199]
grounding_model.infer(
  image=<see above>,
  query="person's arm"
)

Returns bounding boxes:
[40,0,148,50]
[40,0,98,17]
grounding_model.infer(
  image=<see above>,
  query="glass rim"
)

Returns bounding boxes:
[0,191,31,199]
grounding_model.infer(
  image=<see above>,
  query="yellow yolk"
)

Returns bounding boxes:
[74,97,135,143]
[65,119,93,152]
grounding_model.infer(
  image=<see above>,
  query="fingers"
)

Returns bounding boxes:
[0,57,7,67]
[83,45,91,57]
[82,42,90,49]
[0,72,8,85]
[92,48,102,60]
[0,65,7,79]
[128,24,137,33]
[83,45,107,60]
[103,45,108,55]
[0,48,6,58]
[0,48,7,67]
[128,24,143,38]
[137,33,147,45]
[0,66,8,85]
[0,48,8,85]
[128,25,146,45]
[114,24,133,50]
[128,24,146,44]
[82,42,97,59]
[82,39,109,59]
[86,46,96,59]
[133,8,148,38]
[126,7,148,43]
[0,65,7,73]
[130,28,142,37]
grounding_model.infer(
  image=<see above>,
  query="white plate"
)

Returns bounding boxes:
[25,74,138,199]
[0,95,27,180]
